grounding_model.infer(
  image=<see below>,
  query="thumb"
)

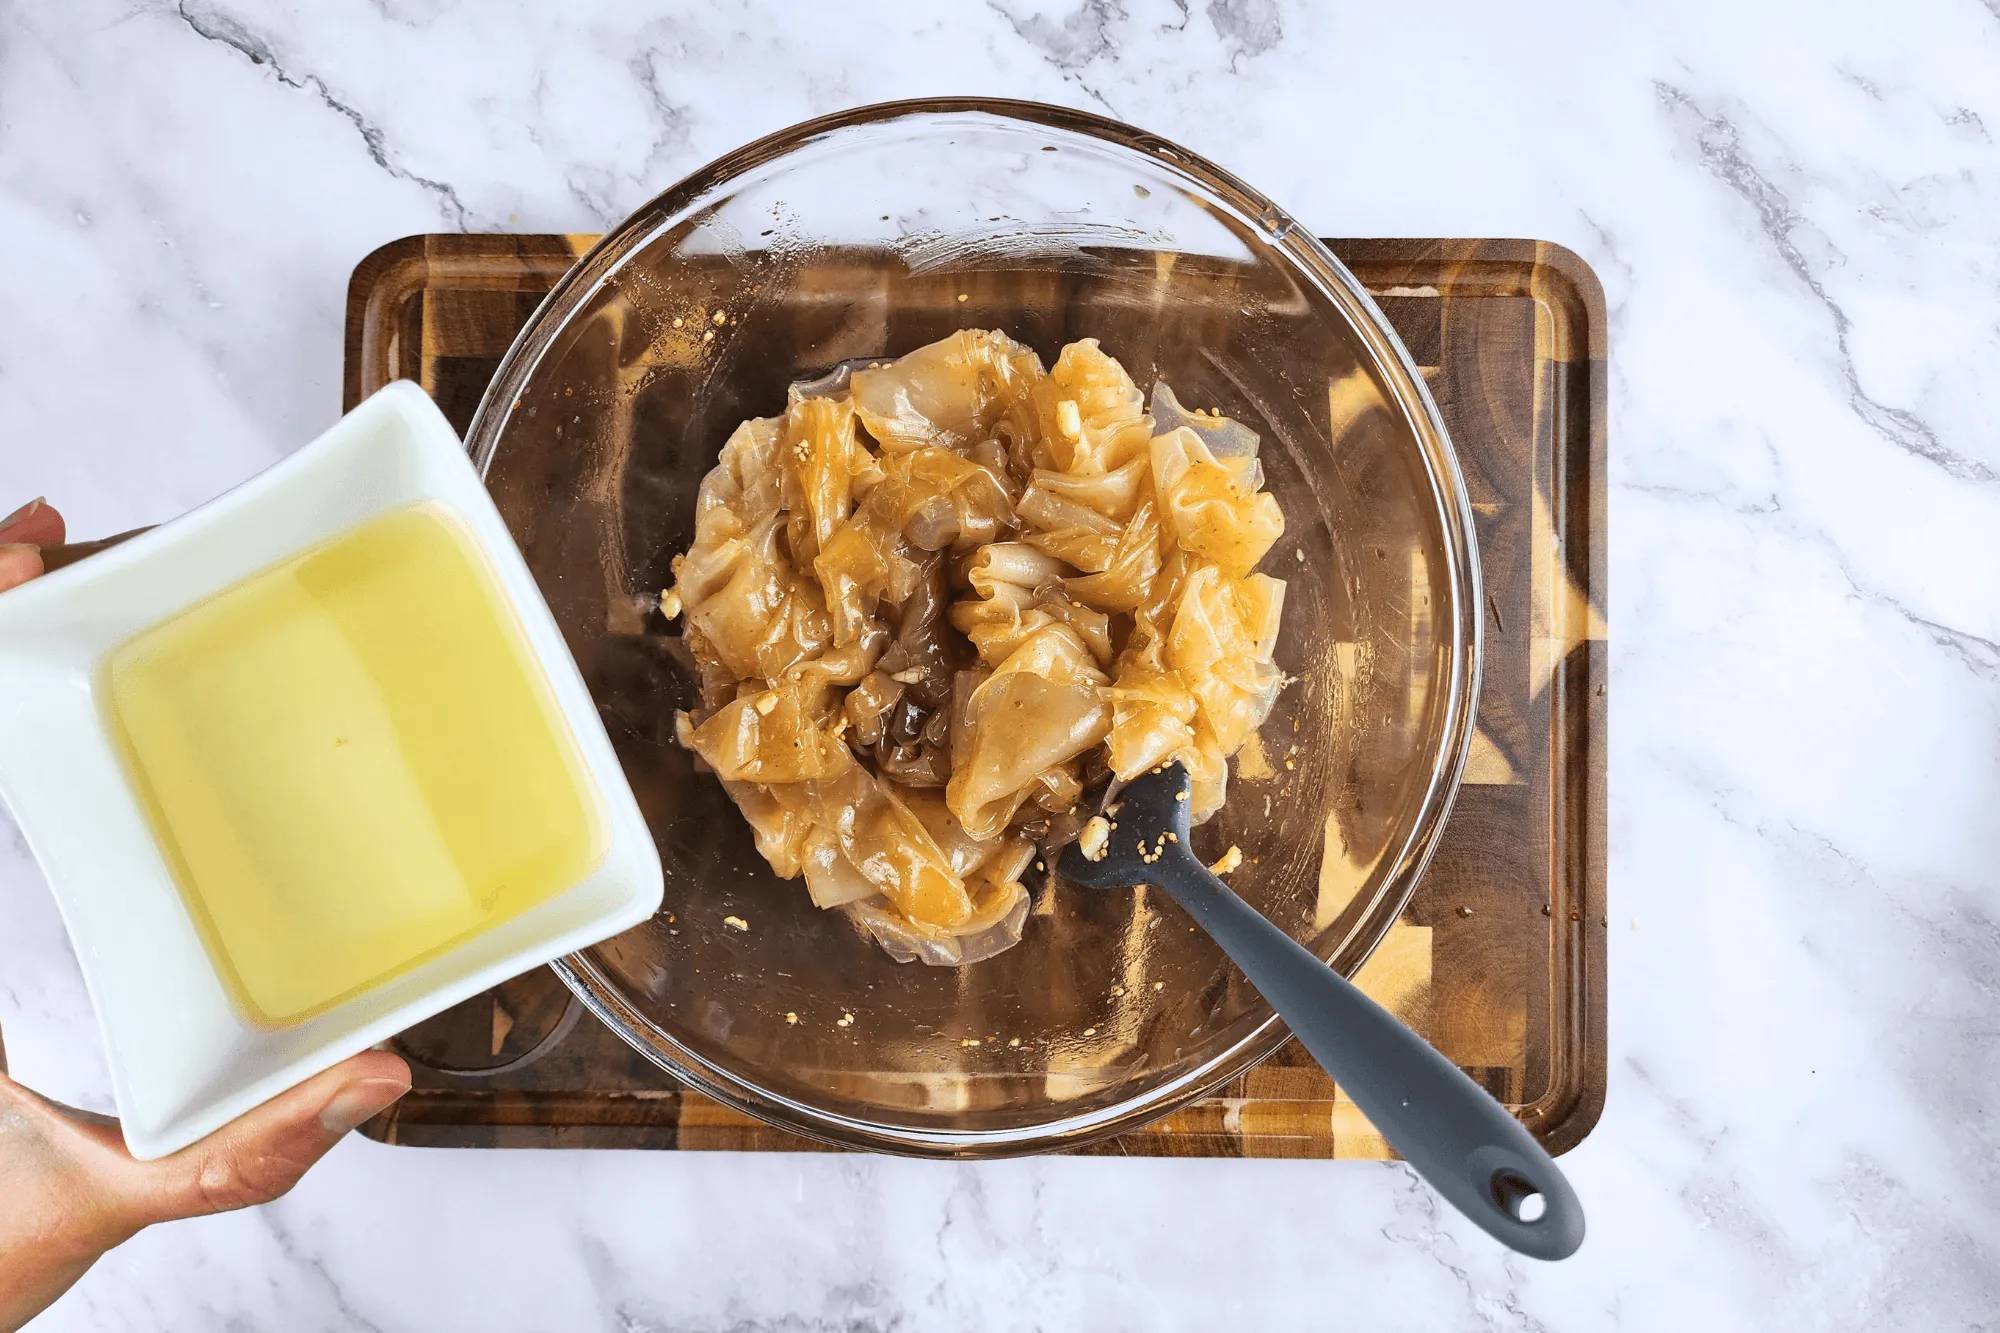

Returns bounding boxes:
[100,1051,411,1229]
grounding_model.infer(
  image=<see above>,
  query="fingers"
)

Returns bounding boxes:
[0,499,62,594]
[0,1054,407,1331]
[0,545,41,593]
[95,1051,412,1231]
[0,498,64,548]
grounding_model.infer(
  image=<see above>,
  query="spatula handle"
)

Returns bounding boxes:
[1149,852,1585,1260]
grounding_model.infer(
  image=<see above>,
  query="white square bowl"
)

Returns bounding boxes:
[0,381,663,1159]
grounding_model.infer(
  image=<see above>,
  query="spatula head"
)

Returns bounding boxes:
[1055,761,1196,889]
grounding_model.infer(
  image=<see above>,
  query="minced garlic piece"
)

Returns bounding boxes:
[1055,398,1083,439]
[1079,815,1112,862]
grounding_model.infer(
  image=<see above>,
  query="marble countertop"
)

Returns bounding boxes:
[4,0,1997,1327]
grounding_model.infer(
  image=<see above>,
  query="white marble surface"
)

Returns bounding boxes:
[3,0,1997,1326]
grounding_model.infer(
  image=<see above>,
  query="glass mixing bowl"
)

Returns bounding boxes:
[464,98,1481,1155]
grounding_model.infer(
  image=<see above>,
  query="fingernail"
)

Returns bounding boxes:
[318,1077,411,1137]
[0,498,42,535]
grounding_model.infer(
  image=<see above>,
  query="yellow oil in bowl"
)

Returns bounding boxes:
[103,503,606,1028]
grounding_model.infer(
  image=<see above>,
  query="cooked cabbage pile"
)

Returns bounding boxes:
[667,331,1287,965]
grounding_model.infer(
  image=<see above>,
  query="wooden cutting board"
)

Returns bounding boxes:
[326,233,1603,1158]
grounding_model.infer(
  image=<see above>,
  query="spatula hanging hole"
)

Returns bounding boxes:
[1491,1169,1546,1223]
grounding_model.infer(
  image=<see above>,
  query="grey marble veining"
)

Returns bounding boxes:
[3,0,1998,1327]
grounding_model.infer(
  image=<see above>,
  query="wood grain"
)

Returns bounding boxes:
[336,233,1608,1159]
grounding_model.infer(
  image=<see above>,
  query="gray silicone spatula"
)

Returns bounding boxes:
[1058,760,1586,1260]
